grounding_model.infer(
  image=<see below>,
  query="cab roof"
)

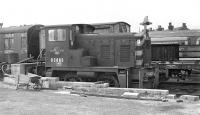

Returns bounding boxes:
[91,22,130,27]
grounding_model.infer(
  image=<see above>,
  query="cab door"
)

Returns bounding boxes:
[45,27,70,67]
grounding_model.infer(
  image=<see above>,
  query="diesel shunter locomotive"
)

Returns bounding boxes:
[0,18,154,88]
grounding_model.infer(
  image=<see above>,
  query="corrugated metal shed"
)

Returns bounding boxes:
[149,30,200,37]
[151,37,188,44]
[149,30,200,45]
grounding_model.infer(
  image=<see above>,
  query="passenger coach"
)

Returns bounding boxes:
[0,25,43,63]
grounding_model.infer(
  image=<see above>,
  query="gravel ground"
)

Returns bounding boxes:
[0,83,200,115]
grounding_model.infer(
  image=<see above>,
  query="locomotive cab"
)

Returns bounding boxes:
[44,24,95,68]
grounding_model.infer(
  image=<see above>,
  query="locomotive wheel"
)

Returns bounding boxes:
[62,73,82,82]
[97,75,119,87]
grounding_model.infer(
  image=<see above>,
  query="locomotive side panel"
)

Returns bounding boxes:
[77,34,136,67]
[115,38,135,67]
[77,36,115,66]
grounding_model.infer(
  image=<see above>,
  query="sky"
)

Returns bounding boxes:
[0,0,200,32]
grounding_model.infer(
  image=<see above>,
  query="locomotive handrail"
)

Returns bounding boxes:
[16,57,34,63]
[37,49,45,61]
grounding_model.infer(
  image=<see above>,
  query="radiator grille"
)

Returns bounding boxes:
[101,45,111,60]
[120,45,130,62]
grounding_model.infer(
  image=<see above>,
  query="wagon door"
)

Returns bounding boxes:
[115,39,135,67]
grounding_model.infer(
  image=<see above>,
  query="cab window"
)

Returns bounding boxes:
[48,30,55,41]
[48,29,66,41]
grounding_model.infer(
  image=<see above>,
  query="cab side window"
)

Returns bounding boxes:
[48,29,66,41]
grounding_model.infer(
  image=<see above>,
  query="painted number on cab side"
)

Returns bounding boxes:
[50,58,64,63]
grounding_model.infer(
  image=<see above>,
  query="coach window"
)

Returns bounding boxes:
[4,34,14,50]
[196,37,200,45]
[21,33,27,49]
[4,38,9,49]
[10,38,14,49]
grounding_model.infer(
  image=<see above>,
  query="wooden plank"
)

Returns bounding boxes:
[71,91,163,101]
[56,81,109,89]
[180,95,199,101]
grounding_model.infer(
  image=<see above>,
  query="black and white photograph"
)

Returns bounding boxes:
[0,0,200,115]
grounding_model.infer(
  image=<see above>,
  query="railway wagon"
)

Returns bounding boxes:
[149,30,200,91]
[40,24,154,88]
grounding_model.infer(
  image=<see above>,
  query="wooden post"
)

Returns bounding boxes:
[154,67,159,88]
[16,75,19,89]
[126,69,129,88]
